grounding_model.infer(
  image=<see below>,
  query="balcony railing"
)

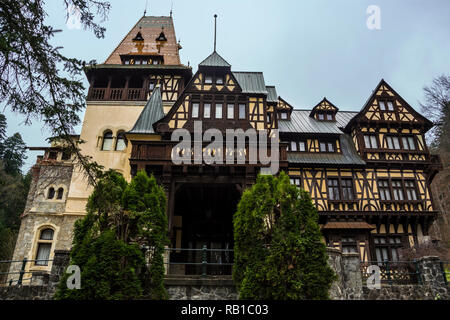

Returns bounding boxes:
[88,87,147,101]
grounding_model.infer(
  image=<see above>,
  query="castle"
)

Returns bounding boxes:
[9,15,442,278]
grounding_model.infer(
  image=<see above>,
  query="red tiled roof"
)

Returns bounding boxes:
[104,16,181,65]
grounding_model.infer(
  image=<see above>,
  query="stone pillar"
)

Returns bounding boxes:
[341,253,363,300]
[326,248,364,300]
[416,256,448,298]
[49,250,71,289]
[326,247,344,300]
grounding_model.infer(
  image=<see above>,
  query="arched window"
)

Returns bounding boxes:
[102,131,113,151]
[115,131,127,151]
[56,187,64,200]
[35,228,54,266]
[47,187,55,199]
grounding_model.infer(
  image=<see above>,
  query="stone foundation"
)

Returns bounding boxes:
[165,276,238,300]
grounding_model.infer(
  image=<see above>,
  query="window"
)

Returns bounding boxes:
[227,104,234,119]
[387,101,395,111]
[205,75,213,84]
[328,179,340,201]
[204,103,211,118]
[328,178,354,201]
[402,136,416,150]
[341,237,358,254]
[374,236,402,262]
[35,228,54,266]
[318,113,324,120]
[378,180,391,201]
[290,178,301,187]
[341,179,354,200]
[215,103,223,119]
[364,135,378,149]
[385,136,400,150]
[327,142,335,152]
[115,132,127,151]
[48,151,58,160]
[326,114,333,121]
[280,112,287,120]
[56,188,64,200]
[192,103,199,118]
[61,151,71,161]
[47,187,55,200]
[239,104,246,119]
[290,141,297,151]
[404,180,418,201]
[299,141,306,152]
[102,131,113,151]
[149,81,156,91]
[391,180,404,201]
[379,100,395,111]
[319,140,336,152]
[216,77,224,85]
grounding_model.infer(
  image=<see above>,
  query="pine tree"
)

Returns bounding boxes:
[233,172,336,299]
[55,170,168,300]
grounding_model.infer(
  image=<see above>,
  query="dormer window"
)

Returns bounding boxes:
[319,140,336,153]
[280,112,287,120]
[310,98,338,121]
[205,75,213,84]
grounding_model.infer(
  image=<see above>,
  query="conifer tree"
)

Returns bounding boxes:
[55,170,168,300]
[233,172,336,299]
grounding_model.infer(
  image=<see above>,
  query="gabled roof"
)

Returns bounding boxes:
[104,16,181,65]
[198,51,231,67]
[128,87,164,134]
[309,97,339,118]
[279,110,357,134]
[344,79,433,132]
[232,72,268,94]
[266,86,278,103]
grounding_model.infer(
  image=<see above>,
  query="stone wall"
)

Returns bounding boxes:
[1,249,448,300]
[165,276,238,300]
[0,250,69,300]
[327,248,449,300]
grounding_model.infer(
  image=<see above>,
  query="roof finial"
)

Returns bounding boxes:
[144,0,148,16]
[170,1,173,17]
[214,14,218,52]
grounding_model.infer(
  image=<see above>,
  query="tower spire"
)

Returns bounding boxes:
[144,0,148,16]
[214,14,217,52]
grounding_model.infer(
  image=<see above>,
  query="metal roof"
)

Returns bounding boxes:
[199,51,231,67]
[279,110,357,134]
[266,86,278,103]
[286,134,366,166]
[232,72,268,95]
[128,87,164,134]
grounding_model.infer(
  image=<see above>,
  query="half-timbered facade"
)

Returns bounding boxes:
[11,14,442,277]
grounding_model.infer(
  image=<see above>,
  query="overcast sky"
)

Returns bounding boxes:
[2,0,450,171]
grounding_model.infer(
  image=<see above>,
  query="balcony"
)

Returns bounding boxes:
[88,87,147,101]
